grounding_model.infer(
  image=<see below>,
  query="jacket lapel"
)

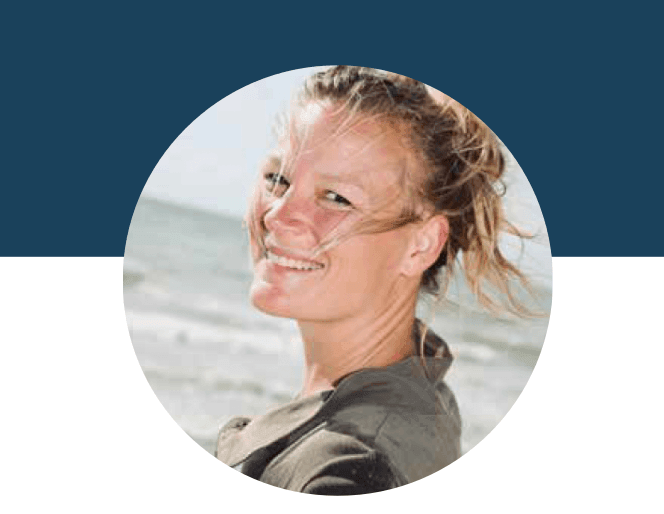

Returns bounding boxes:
[216,391,328,468]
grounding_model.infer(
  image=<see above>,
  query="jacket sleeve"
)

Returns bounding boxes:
[300,448,397,495]
[261,427,400,495]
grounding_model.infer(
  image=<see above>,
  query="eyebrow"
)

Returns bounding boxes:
[264,155,282,169]
[317,171,367,191]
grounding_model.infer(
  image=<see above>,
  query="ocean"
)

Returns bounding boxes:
[123,196,552,456]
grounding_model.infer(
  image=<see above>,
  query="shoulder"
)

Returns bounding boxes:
[327,358,462,436]
[320,366,462,483]
[261,375,461,493]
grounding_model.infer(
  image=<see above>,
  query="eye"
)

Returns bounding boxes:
[264,172,290,196]
[323,190,352,207]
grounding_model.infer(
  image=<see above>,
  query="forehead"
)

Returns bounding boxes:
[281,103,416,189]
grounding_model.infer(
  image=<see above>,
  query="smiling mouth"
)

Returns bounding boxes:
[264,249,325,271]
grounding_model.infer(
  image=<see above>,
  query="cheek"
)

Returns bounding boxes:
[354,234,406,275]
[311,209,354,242]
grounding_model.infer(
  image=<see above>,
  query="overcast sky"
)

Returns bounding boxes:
[143,68,320,217]
[142,67,548,250]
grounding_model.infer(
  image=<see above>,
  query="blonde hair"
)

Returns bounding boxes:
[247,66,534,328]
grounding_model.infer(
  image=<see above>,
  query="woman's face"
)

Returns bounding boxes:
[248,104,421,323]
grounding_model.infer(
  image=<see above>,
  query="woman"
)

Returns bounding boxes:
[216,66,530,494]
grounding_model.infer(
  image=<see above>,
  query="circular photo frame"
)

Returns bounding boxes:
[123,66,552,495]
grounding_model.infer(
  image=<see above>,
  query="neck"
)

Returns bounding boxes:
[297,288,418,398]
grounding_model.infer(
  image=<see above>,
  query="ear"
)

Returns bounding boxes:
[401,215,449,277]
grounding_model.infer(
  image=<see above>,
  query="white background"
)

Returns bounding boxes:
[2,257,662,512]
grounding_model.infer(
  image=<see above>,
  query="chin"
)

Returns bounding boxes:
[249,283,295,320]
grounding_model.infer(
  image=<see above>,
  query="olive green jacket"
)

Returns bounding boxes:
[216,321,461,495]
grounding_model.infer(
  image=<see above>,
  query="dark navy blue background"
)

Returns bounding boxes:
[2,3,661,256]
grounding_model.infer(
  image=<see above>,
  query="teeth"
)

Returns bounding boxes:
[266,250,323,271]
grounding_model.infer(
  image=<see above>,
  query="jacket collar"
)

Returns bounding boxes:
[216,318,453,467]
[411,317,454,383]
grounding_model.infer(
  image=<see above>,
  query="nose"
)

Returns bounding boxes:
[262,190,316,243]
